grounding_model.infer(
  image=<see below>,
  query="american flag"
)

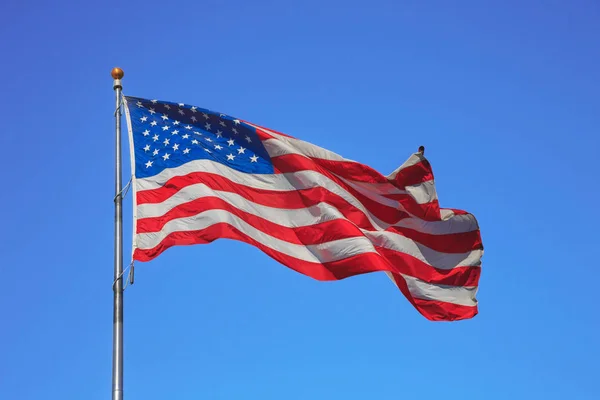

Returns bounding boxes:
[123,96,483,321]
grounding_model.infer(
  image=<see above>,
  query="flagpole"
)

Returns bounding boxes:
[111,67,125,400]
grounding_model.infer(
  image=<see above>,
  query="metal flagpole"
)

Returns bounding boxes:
[111,67,125,400]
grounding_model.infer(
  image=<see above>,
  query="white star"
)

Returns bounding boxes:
[142,130,150,136]
[250,155,259,163]
[190,106,197,113]
[205,137,212,142]
[164,104,171,110]
[173,120,181,125]
[182,134,190,139]
[191,116,197,122]
[226,153,235,161]
[193,131,202,136]
[143,144,151,152]
[150,121,158,126]
[140,116,148,122]
[145,160,153,168]
[216,130,223,138]
[233,119,240,125]
[204,122,211,130]
[151,99,158,104]
[136,101,143,108]
[152,134,159,142]
[202,113,209,120]
[173,143,179,151]
[172,130,179,135]
[162,153,170,160]
[227,139,235,146]
[205,148,211,153]
[161,114,169,120]
[178,109,185,115]
[191,139,199,144]
[232,128,238,134]
[149,108,156,115]
[162,125,170,131]
[163,138,170,145]
[185,125,193,130]
[178,103,185,107]
[153,149,159,156]
[214,144,223,150]
[219,121,226,127]
[245,135,252,142]
[183,148,190,154]
[237,146,246,154]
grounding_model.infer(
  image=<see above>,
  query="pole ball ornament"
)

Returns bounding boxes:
[111,67,124,80]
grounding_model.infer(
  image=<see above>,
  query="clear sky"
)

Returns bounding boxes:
[1,1,599,399]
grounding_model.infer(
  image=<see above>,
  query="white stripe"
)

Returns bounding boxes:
[137,158,343,192]
[366,231,481,269]
[254,125,354,163]
[136,209,481,276]
[140,137,432,209]
[344,179,406,196]
[264,137,437,205]
[138,182,346,223]
[135,209,480,289]
[401,274,477,306]
[135,209,379,263]
[397,213,478,235]
[263,137,404,207]
[440,209,455,220]
[136,159,479,235]
[406,180,438,204]
[137,183,482,269]
[385,272,477,307]
[252,126,432,197]
[139,206,479,305]
[341,178,404,207]
[136,159,398,229]
[262,136,348,162]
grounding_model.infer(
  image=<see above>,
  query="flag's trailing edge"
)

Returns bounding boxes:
[122,96,483,321]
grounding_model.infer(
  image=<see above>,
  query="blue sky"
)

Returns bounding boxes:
[1,1,599,399]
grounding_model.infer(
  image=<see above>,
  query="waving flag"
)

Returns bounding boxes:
[123,96,483,321]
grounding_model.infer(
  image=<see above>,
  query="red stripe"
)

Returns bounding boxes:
[138,155,443,226]
[134,224,478,321]
[389,272,478,321]
[137,168,408,225]
[386,226,482,254]
[271,154,413,223]
[389,159,434,187]
[257,132,458,222]
[136,174,481,254]
[271,153,444,222]
[284,156,389,184]
[137,197,480,286]
[379,191,442,221]
[258,127,404,185]
[398,196,441,221]
[137,172,381,226]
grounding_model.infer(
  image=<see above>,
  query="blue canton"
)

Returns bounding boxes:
[125,96,274,179]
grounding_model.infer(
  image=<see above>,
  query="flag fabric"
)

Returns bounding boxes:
[123,96,483,321]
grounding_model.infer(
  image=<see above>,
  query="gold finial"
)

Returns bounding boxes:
[111,67,124,80]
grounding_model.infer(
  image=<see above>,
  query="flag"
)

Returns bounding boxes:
[123,96,483,321]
